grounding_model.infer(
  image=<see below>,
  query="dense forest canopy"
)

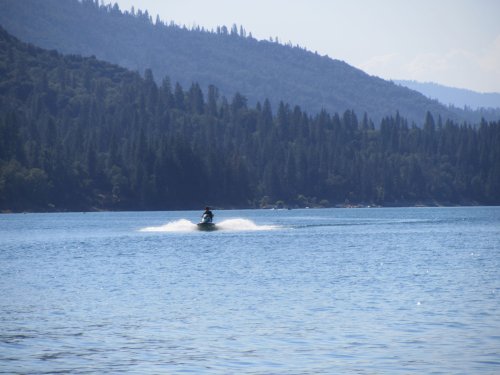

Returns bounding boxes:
[1,0,490,126]
[1,27,499,212]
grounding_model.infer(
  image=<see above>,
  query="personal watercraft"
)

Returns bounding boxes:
[197,213,217,231]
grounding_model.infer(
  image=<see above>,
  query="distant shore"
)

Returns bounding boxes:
[1,200,492,214]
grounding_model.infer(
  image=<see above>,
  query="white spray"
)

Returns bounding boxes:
[140,218,278,233]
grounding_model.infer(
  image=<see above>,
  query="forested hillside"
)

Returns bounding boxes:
[0,0,465,126]
[1,28,499,212]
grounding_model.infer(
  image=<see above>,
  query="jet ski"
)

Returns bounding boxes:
[197,213,217,231]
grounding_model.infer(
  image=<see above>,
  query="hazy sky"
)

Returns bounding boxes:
[106,0,500,93]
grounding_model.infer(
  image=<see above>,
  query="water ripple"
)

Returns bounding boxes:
[1,207,499,373]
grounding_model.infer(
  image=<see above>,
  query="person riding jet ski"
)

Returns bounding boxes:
[201,207,214,223]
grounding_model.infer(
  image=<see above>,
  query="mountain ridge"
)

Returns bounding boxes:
[395,80,500,110]
[0,0,465,126]
[1,25,499,211]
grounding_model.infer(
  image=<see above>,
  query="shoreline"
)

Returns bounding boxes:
[1,201,495,214]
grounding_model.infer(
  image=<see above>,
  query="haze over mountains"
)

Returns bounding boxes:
[395,80,500,110]
[1,0,489,126]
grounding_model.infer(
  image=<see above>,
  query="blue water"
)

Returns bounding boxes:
[1,207,499,374]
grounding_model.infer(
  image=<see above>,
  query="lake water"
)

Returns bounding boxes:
[1,207,499,374]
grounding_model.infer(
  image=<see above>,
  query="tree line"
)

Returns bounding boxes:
[4,0,491,127]
[0,27,499,211]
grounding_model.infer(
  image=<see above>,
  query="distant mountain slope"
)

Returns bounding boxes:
[0,0,460,125]
[2,26,499,212]
[395,80,500,110]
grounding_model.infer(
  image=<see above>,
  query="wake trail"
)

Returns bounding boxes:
[140,219,197,232]
[216,218,278,231]
[139,218,279,233]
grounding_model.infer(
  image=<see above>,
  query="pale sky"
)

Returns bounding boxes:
[106,0,500,93]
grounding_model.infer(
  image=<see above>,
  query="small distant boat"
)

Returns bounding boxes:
[197,213,217,231]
